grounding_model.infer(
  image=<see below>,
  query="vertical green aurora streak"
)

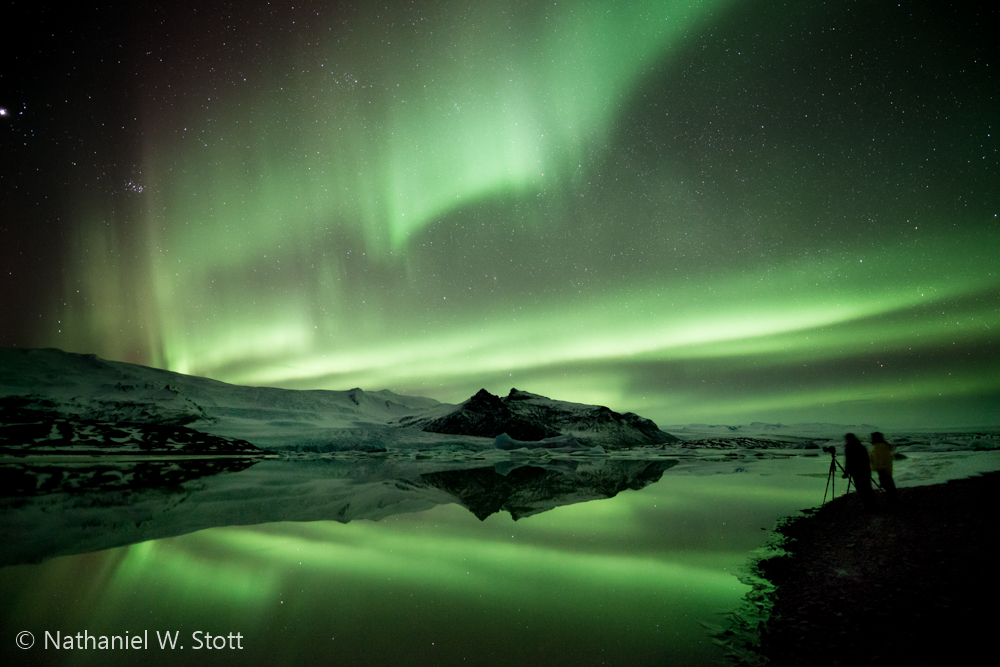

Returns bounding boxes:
[40,0,1000,427]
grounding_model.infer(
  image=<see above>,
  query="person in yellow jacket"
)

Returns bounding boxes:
[870,432,897,506]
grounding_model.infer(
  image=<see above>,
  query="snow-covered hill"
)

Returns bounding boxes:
[0,348,677,453]
[0,348,449,452]
[10,348,989,455]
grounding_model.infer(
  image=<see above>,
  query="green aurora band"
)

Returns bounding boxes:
[31,0,1000,427]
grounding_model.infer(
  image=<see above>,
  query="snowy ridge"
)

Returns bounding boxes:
[0,348,445,452]
[0,348,676,453]
[5,349,993,455]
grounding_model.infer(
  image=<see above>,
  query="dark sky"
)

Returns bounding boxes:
[2,0,998,427]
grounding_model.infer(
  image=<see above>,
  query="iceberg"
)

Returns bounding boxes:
[493,432,585,451]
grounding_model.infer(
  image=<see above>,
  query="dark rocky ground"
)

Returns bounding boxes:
[754,470,998,666]
[0,418,262,456]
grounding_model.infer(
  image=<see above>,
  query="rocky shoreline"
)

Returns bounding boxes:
[750,470,998,666]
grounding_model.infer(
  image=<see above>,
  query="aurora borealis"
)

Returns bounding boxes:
[2,1,997,427]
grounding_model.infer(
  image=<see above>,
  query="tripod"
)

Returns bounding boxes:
[823,445,884,505]
[823,446,852,505]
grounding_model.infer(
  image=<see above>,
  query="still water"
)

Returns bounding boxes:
[1,450,995,666]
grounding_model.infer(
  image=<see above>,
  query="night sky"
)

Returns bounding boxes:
[2,1,997,428]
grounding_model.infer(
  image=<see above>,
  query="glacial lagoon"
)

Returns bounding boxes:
[2,449,997,666]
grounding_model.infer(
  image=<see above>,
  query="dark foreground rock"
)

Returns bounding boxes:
[757,471,999,666]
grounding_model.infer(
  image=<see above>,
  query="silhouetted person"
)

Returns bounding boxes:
[843,433,874,510]
[870,431,898,507]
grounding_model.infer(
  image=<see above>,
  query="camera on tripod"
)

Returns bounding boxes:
[822,443,850,504]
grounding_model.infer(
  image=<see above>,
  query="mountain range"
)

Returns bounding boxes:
[0,348,676,453]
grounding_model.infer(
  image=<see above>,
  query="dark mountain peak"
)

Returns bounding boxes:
[417,387,676,448]
[419,388,551,441]
[468,388,505,410]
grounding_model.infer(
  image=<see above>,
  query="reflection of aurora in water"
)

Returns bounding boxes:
[2,451,998,665]
[3,1,998,427]
[0,458,828,666]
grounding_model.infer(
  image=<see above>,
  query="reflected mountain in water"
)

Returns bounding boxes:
[0,455,677,566]
[423,459,677,520]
